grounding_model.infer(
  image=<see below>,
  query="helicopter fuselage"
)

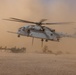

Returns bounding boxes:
[17,25,60,42]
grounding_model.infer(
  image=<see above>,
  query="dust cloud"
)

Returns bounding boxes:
[0,0,76,53]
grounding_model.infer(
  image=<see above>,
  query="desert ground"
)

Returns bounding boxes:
[0,51,76,75]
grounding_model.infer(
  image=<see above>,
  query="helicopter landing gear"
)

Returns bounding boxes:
[41,39,48,47]
[57,38,59,42]
[45,39,48,42]
[18,34,20,37]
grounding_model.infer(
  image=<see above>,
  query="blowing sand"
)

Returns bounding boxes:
[0,52,76,75]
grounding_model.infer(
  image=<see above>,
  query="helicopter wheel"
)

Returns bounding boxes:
[41,39,44,41]
[45,39,48,42]
[18,34,20,37]
[57,38,59,42]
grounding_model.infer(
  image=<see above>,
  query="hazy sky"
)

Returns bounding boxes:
[0,0,76,53]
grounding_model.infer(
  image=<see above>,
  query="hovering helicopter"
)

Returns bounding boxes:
[3,18,76,46]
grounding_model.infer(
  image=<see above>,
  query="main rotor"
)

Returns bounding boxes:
[3,17,72,26]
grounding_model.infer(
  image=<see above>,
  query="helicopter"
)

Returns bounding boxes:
[3,17,76,46]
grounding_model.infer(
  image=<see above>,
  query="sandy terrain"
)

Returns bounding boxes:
[0,52,76,75]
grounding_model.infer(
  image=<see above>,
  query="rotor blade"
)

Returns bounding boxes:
[3,18,37,24]
[42,22,74,25]
[3,19,28,23]
[39,19,47,23]
[10,17,36,23]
